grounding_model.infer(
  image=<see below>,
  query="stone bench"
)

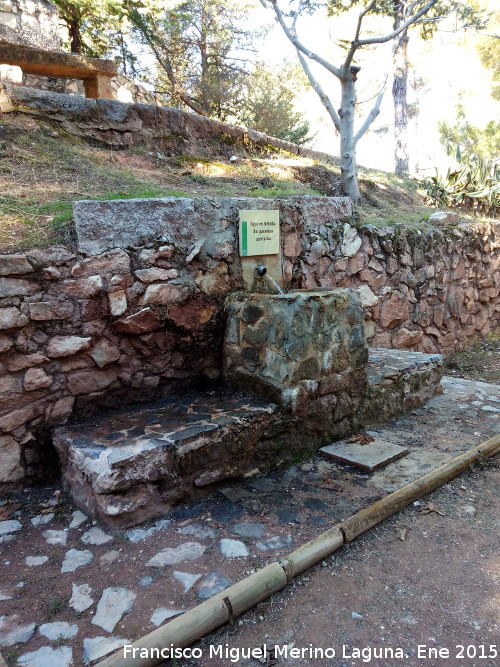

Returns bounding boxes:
[0,43,117,98]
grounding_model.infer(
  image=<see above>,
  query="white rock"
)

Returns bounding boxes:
[100,550,120,564]
[125,519,171,543]
[81,527,113,545]
[0,616,36,647]
[83,636,129,663]
[69,510,88,529]
[69,583,94,613]
[39,621,78,640]
[0,519,21,536]
[146,542,206,567]
[31,513,54,526]
[220,538,249,558]
[42,529,68,546]
[340,223,362,257]
[26,556,48,566]
[357,284,378,307]
[61,549,93,573]
[173,571,202,592]
[18,646,72,667]
[92,587,136,633]
[150,608,185,627]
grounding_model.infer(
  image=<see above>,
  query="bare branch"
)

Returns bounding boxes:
[295,48,341,133]
[357,0,439,46]
[354,84,386,145]
[343,0,377,71]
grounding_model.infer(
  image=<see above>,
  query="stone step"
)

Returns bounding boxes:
[53,349,443,528]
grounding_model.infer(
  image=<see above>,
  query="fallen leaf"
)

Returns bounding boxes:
[346,433,375,446]
[418,502,445,517]
[0,502,22,520]
[317,478,344,492]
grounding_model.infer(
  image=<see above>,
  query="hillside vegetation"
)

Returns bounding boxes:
[0,113,474,252]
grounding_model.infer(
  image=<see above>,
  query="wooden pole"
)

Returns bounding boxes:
[96,433,500,667]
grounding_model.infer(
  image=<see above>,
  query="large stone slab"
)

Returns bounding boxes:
[320,439,409,472]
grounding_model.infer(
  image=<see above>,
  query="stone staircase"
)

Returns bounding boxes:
[54,348,443,528]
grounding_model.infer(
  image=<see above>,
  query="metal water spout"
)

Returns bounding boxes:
[254,265,284,294]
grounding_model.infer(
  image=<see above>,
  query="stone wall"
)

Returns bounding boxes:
[0,0,60,50]
[0,195,499,491]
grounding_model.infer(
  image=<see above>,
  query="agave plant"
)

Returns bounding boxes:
[419,142,500,216]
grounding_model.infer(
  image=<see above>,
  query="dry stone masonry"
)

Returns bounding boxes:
[0,0,60,51]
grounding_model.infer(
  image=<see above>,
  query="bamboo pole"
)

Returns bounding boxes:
[340,434,500,542]
[96,433,500,667]
[96,563,287,667]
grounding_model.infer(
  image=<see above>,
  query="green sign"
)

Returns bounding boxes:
[239,210,280,257]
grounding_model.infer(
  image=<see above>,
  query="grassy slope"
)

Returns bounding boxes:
[0,113,481,251]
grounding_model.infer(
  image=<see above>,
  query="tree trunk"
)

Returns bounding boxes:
[393,2,409,177]
[68,20,82,54]
[339,74,361,201]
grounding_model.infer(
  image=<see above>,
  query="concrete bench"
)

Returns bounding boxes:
[0,43,117,99]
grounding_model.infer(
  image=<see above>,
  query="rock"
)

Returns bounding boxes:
[220,538,249,558]
[351,611,363,619]
[5,352,48,372]
[0,335,12,354]
[39,621,78,640]
[146,542,206,567]
[173,571,202,593]
[26,556,48,566]
[81,527,113,545]
[47,336,93,358]
[60,275,103,298]
[211,502,245,523]
[340,224,362,257]
[43,529,68,546]
[0,254,34,276]
[29,302,74,321]
[92,587,137,633]
[17,647,72,667]
[141,283,190,306]
[392,327,423,348]
[69,510,88,528]
[100,550,121,565]
[197,572,232,600]
[61,549,93,573]
[150,608,185,627]
[0,306,29,330]
[46,397,75,425]
[109,290,127,317]
[231,522,266,539]
[0,277,37,297]
[0,617,36,647]
[255,534,293,551]
[138,576,153,588]
[27,247,74,266]
[83,636,129,664]
[31,514,54,526]
[24,367,53,391]
[89,339,120,367]
[0,436,24,483]
[0,405,34,432]
[67,369,117,395]
[69,583,94,613]
[71,249,131,278]
[135,268,179,283]
[429,211,459,226]
[177,523,217,540]
[114,308,162,334]
[380,291,410,329]
[125,519,171,543]
[0,520,22,536]
[357,285,378,307]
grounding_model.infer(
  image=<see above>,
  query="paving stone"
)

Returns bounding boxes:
[0,519,21,536]
[69,510,88,528]
[125,519,171,543]
[83,636,129,664]
[220,538,249,558]
[304,497,330,512]
[171,502,205,521]
[146,542,206,567]
[81,527,113,545]
[69,583,94,613]
[320,439,409,472]
[92,587,136,633]
[39,622,78,640]
[150,608,186,627]
[26,556,48,566]
[197,572,232,600]
[61,549,93,573]
[275,508,300,524]
[18,646,72,667]
[247,478,276,492]
[211,502,245,523]
[173,571,202,593]
[219,486,252,502]
[177,523,217,540]
[255,534,293,551]
[42,529,68,546]
[231,522,266,539]
[100,550,120,564]
[31,514,54,527]
[0,617,36,647]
